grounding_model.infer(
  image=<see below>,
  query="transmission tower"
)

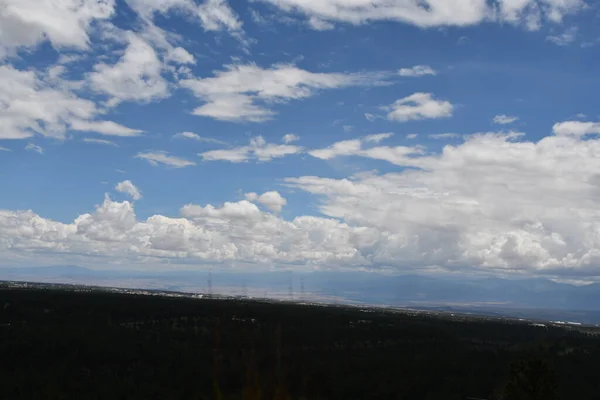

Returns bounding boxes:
[287,271,294,301]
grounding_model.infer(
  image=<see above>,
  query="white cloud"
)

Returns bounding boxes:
[196,0,244,34]
[308,17,335,31]
[136,151,196,168]
[547,27,578,46]
[364,113,378,122]
[88,33,169,105]
[429,133,460,139]
[553,121,600,137]
[493,114,519,125]
[282,133,300,144]
[180,63,389,122]
[124,0,245,41]
[6,127,600,278]
[0,65,96,139]
[0,146,11,152]
[385,92,454,122]
[398,65,437,77]
[406,134,418,139]
[364,133,394,143]
[7,126,600,279]
[200,136,303,163]
[245,191,287,212]
[257,0,584,30]
[83,138,118,146]
[189,94,276,123]
[285,131,600,276]
[70,120,144,137]
[309,133,415,161]
[174,131,227,144]
[115,180,142,201]
[0,194,374,268]
[57,53,87,65]
[166,47,196,65]
[0,0,115,59]
[25,143,44,154]
[199,147,251,163]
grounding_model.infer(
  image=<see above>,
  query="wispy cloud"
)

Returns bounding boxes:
[493,114,519,125]
[398,65,437,77]
[180,63,391,122]
[200,136,303,163]
[25,143,44,154]
[173,131,227,144]
[83,138,118,146]
[71,119,144,137]
[547,27,577,46]
[429,133,460,139]
[282,133,300,144]
[136,151,196,168]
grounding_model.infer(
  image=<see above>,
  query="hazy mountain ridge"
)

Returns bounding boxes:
[2,266,600,312]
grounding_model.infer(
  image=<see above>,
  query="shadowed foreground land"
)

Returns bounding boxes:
[2,286,600,399]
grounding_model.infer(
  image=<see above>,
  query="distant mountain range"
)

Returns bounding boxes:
[2,265,600,321]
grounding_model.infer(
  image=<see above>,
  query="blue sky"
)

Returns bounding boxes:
[1,0,600,280]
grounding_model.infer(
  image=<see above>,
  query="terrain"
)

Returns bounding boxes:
[3,266,600,324]
[2,283,600,399]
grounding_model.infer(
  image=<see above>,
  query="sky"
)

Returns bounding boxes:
[0,0,600,280]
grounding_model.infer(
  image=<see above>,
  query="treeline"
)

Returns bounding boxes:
[1,287,600,399]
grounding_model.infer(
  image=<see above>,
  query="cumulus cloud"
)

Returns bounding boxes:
[257,0,584,30]
[0,65,144,140]
[398,65,437,77]
[493,114,519,125]
[25,143,44,154]
[385,92,454,122]
[136,151,196,168]
[0,194,374,267]
[282,133,300,144]
[0,0,115,59]
[115,180,142,201]
[0,65,93,139]
[245,191,287,212]
[553,121,600,137]
[180,63,389,122]
[7,124,600,279]
[283,130,600,276]
[88,33,169,105]
[200,136,303,163]
[173,131,227,144]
